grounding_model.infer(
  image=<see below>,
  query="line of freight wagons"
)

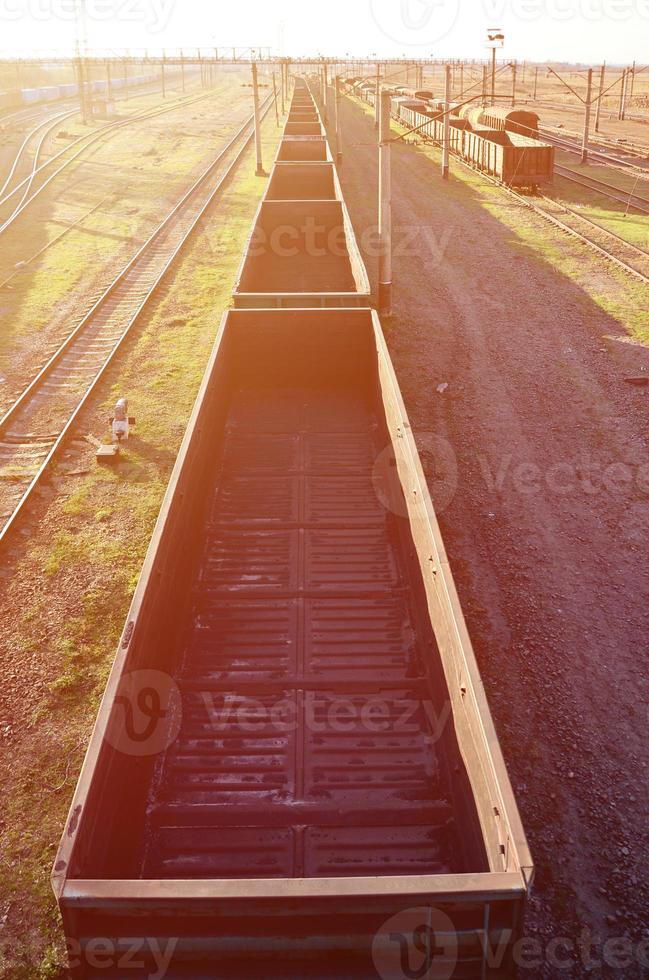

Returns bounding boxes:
[51,77,533,979]
[344,78,554,187]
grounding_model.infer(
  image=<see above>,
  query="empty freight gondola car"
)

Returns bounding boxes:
[53,307,533,980]
[399,102,554,187]
[53,76,532,980]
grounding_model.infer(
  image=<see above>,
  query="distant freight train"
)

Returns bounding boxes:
[0,73,162,113]
[344,78,554,188]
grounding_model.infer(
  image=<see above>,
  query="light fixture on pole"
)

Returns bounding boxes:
[486,28,504,106]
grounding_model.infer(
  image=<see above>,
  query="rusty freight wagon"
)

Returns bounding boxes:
[53,307,533,979]
[399,103,554,188]
[462,129,554,187]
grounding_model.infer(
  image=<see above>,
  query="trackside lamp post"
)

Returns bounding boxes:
[486,28,504,106]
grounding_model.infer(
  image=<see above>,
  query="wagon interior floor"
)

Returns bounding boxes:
[239,244,357,294]
[143,385,464,879]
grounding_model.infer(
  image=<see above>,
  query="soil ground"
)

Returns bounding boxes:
[335,91,649,979]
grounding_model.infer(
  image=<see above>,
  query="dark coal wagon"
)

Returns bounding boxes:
[53,307,532,979]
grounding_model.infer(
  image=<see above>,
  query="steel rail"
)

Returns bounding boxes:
[0,107,77,199]
[0,109,81,225]
[553,165,649,214]
[541,125,649,161]
[0,96,273,548]
[0,89,221,233]
[541,129,649,178]
[533,194,649,283]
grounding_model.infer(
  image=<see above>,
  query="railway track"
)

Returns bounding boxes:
[545,126,649,161]
[0,88,224,235]
[541,129,649,179]
[0,108,80,223]
[0,96,273,547]
[466,160,649,283]
[534,193,649,282]
[553,164,649,215]
[0,107,77,199]
[374,94,649,284]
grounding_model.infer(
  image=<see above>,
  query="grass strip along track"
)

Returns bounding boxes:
[0,87,226,234]
[0,95,273,547]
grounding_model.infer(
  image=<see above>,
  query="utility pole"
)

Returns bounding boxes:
[594,62,605,132]
[272,72,279,125]
[629,60,636,101]
[334,75,342,165]
[482,64,487,102]
[75,0,91,123]
[581,67,593,165]
[251,63,265,176]
[618,68,626,119]
[375,63,381,129]
[511,60,517,106]
[620,67,629,120]
[323,63,329,122]
[378,89,392,317]
[442,64,450,179]
[533,65,538,101]
[279,61,284,113]
[491,46,496,105]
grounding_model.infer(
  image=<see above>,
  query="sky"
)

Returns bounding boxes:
[0,0,646,64]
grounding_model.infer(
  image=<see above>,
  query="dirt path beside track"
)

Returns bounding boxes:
[336,93,649,979]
